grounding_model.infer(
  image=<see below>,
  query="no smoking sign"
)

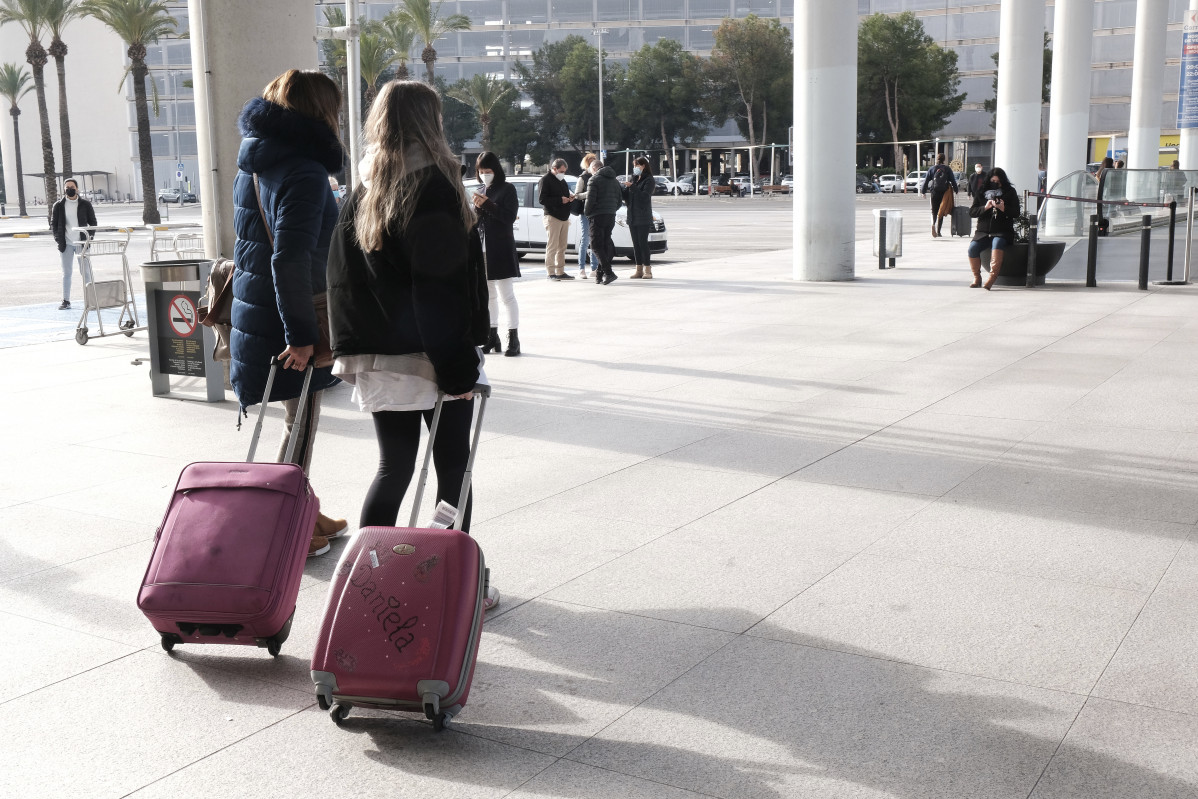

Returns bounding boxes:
[168,294,198,337]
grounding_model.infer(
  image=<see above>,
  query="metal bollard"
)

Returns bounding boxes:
[1026,217,1039,288]
[1167,201,1177,282]
[1086,213,1099,288]
[1139,214,1152,290]
[878,215,887,271]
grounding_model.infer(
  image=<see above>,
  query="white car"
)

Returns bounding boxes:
[662,174,696,195]
[469,174,668,261]
[905,170,927,191]
[878,174,900,193]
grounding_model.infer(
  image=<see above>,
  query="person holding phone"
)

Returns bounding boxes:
[966,167,1020,290]
[471,151,521,357]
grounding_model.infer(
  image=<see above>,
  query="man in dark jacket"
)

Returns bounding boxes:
[50,178,98,309]
[583,161,623,285]
[538,158,575,280]
[966,164,986,199]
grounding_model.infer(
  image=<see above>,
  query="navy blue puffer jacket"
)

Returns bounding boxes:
[230,98,343,409]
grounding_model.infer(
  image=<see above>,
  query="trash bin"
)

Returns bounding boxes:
[141,259,224,402]
[872,209,903,258]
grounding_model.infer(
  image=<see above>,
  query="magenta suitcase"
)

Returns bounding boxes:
[138,362,319,656]
[311,386,490,730]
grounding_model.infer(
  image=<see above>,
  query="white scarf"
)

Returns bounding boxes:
[358,144,435,188]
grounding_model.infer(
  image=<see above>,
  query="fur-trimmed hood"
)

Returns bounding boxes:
[236,97,344,175]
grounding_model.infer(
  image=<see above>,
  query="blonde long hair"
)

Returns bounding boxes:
[356,80,474,252]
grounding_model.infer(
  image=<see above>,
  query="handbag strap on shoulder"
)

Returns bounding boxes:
[251,173,274,248]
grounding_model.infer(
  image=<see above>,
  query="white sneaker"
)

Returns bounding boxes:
[484,585,500,612]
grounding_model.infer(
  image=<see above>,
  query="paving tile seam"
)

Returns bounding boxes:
[557,757,729,799]
[0,634,142,709]
[1084,691,1198,720]
[1021,696,1091,799]
[0,535,153,589]
[115,704,315,799]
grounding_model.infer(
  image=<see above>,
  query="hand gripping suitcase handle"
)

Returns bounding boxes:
[246,357,315,463]
[408,384,490,531]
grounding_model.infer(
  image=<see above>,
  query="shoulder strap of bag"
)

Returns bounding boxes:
[252,173,274,248]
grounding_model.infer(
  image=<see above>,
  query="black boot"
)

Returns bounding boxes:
[504,329,521,357]
[602,266,618,285]
[483,328,502,354]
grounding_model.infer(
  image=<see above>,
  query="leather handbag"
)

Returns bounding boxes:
[252,173,334,368]
[197,256,235,362]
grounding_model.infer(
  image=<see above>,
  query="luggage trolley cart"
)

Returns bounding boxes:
[74,226,145,345]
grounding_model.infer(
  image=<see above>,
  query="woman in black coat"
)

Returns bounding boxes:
[471,151,521,356]
[967,166,1021,290]
[622,155,656,278]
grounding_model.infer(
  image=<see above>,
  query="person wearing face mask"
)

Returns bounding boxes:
[584,159,623,285]
[50,178,98,310]
[538,158,576,280]
[622,156,656,278]
[572,152,598,279]
[966,166,1020,290]
[966,164,986,200]
[471,151,521,356]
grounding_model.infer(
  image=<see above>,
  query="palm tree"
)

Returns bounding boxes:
[79,0,175,224]
[319,4,349,176]
[396,0,470,85]
[446,74,514,151]
[44,0,81,176]
[0,0,58,211]
[378,10,416,81]
[0,62,33,215]
[358,20,396,112]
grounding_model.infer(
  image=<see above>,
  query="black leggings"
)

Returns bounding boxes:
[360,399,474,532]
[630,223,652,265]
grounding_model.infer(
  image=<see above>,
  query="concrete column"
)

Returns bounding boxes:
[1180,0,1198,169]
[793,1,855,282]
[1046,0,1094,188]
[1128,0,1168,170]
[994,0,1046,198]
[188,0,318,259]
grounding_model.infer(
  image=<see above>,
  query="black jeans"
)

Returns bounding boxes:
[629,223,652,265]
[360,399,474,532]
[930,189,947,222]
[589,213,616,273]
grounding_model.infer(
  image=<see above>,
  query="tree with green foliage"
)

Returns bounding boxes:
[614,39,707,171]
[43,0,80,176]
[80,0,176,224]
[358,20,397,111]
[703,15,792,153]
[515,35,624,156]
[0,0,58,210]
[395,0,470,84]
[446,74,515,151]
[378,10,416,81]
[487,97,534,168]
[513,35,585,153]
[0,61,32,215]
[857,12,965,172]
[434,75,479,154]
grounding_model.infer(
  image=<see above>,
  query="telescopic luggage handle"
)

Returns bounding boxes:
[246,357,315,463]
[409,384,491,531]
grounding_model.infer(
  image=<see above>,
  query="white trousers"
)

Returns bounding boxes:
[487,278,519,329]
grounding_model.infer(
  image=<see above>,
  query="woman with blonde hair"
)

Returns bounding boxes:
[326,81,497,609]
[232,68,347,558]
[573,152,598,278]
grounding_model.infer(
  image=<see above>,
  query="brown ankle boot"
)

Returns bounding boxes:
[630,265,644,279]
[983,250,1004,290]
[643,264,652,279]
[969,258,982,288]
[315,512,348,539]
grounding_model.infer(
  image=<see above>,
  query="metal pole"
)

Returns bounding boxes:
[1167,200,1177,281]
[1026,215,1038,288]
[1186,186,1195,282]
[346,0,362,189]
[1086,213,1099,287]
[1139,213,1152,290]
[878,215,887,271]
[596,27,605,157]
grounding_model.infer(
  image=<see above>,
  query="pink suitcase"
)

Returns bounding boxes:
[311,386,490,730]
[138,362,319,656]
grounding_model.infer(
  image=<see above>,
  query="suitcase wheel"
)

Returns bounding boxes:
[432,712,449,732]
[330,703,351,725]
[159,633,181,653]
[266,637,282,657]
[316,694,331,711]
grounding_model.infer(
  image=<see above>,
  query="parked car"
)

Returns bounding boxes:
[905,170,927,191]
[665,174,696,195]
[158,188,197,204]
[778,174,794,188]
[878,174,900,193]
[855,175,878,194]
[466,174,668,261]
[652,175,672,196]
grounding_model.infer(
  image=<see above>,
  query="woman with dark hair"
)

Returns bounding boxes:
[232,68,347,557]
[325,80,497,609]
[622,156,656,279]
[472,151,521,357]
[966,166,1020,290]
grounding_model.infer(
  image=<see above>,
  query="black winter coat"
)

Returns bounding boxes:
[230,98,343,409]
[623,174,655,227]
[584,167,623,217]
[473,180,520,280]
[326,168,484,397]
[538,172,573,220]
[50,197,97,252]
[969,183,1021,241]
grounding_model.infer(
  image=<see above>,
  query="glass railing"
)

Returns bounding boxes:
[1037,168,1196,238]
[1038,169,1098,238]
